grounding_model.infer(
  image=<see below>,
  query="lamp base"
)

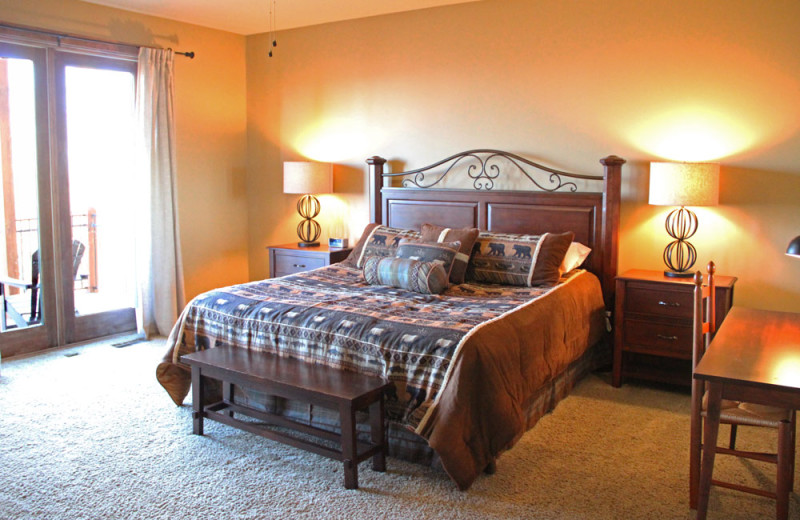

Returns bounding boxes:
[297,241,320,248]
[661,206,699,279]
[663,269,694,278]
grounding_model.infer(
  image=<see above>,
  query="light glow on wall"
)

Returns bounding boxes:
[628,105,756,162]
[294,117,370,162]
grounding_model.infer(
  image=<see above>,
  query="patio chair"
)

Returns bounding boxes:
[0,239,85,331]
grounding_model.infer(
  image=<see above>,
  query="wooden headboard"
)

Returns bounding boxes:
[366,150,625,310]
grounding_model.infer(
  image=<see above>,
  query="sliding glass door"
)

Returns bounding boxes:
[56,53,137,344]
[0,38,138,357]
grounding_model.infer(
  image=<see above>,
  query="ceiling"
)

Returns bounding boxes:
[80,0,481,36]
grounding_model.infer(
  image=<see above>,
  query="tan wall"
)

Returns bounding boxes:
[0,0,249,301]
[247,0,800,311]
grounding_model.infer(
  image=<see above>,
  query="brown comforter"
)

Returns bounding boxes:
[157,265,605,489]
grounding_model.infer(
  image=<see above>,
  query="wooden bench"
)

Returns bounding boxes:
[181,346,391,489]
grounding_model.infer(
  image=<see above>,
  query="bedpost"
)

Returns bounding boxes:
[367,156,387,224]
[599,155,625,312]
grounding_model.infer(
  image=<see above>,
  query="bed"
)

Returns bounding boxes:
[157,149,625,490]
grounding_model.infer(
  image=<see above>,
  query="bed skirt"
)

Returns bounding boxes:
[223,337,608,471]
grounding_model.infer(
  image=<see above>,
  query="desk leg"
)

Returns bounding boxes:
[696,382,722,520]
[689,380,703,509]
[777,417,792,520]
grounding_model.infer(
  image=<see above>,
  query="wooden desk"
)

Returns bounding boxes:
[693,307,800,520]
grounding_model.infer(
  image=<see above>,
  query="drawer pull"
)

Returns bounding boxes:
[293,264,307,268]
[657,301,680,308]
[656,334,678,341]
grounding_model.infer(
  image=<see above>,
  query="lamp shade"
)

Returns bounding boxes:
[787,236,800,258]
[283,161,333,194]
[648,162,719,207]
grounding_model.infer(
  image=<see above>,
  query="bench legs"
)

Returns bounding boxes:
[340,404,359,489]
[191,365,204,436]
[370,399,386,472]
[340,397,387,490]
[222,381,234,418]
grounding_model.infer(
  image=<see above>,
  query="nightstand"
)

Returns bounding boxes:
[267,243,352,278]
[612,269,737,387]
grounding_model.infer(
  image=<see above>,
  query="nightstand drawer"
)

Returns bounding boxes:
[273,253,326,275]
[625,283,693,319]
[268,243,353,278]
[623,318,693,358]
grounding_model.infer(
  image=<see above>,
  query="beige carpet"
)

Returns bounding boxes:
[0,338,797,519]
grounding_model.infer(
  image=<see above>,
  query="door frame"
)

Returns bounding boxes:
[0,41,58,357]
[0,25,140,357]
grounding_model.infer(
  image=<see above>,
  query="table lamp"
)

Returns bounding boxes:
[649,162,719,277]
[787,236,800,258]
[283,161,333,247]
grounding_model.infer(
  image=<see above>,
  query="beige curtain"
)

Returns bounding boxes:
[135,48,185,337]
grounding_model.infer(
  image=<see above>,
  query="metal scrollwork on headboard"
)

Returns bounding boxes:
[384,149,602,191]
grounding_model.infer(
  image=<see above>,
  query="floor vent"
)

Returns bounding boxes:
[111,338,144,349]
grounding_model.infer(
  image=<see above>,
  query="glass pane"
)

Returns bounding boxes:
[64,66,136,316]
[0,57,42,332]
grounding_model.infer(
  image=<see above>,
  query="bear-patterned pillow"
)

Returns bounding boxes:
[465,230,574,287]
[355,225,421,268]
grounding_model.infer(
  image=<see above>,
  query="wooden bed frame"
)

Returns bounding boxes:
[366,150,625,309]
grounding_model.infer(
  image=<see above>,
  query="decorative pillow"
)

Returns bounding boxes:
[560,242,592,273]
[465,230,574,287]
[341,223,379,267]
[363,256,449,295]
[420,223,480,285]
[395,239,461,282]
[354,225,421,268]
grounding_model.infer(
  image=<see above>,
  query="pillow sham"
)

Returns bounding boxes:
[560,242,592,273]
[395,239,461,281]
[363,256,449,295]
[353,225,422,268]
[465,230,574,287]
[341,223,379,267]
[420,223,480,285]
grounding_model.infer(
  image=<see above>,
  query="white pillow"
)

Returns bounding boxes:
[560,242,592,272]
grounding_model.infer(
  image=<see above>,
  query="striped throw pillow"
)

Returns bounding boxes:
[363,256,449,294]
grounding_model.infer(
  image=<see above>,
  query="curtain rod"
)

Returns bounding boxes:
[0,22,195,58]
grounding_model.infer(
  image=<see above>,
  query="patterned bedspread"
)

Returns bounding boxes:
[157,263,605,489]
[161,264,558,429]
